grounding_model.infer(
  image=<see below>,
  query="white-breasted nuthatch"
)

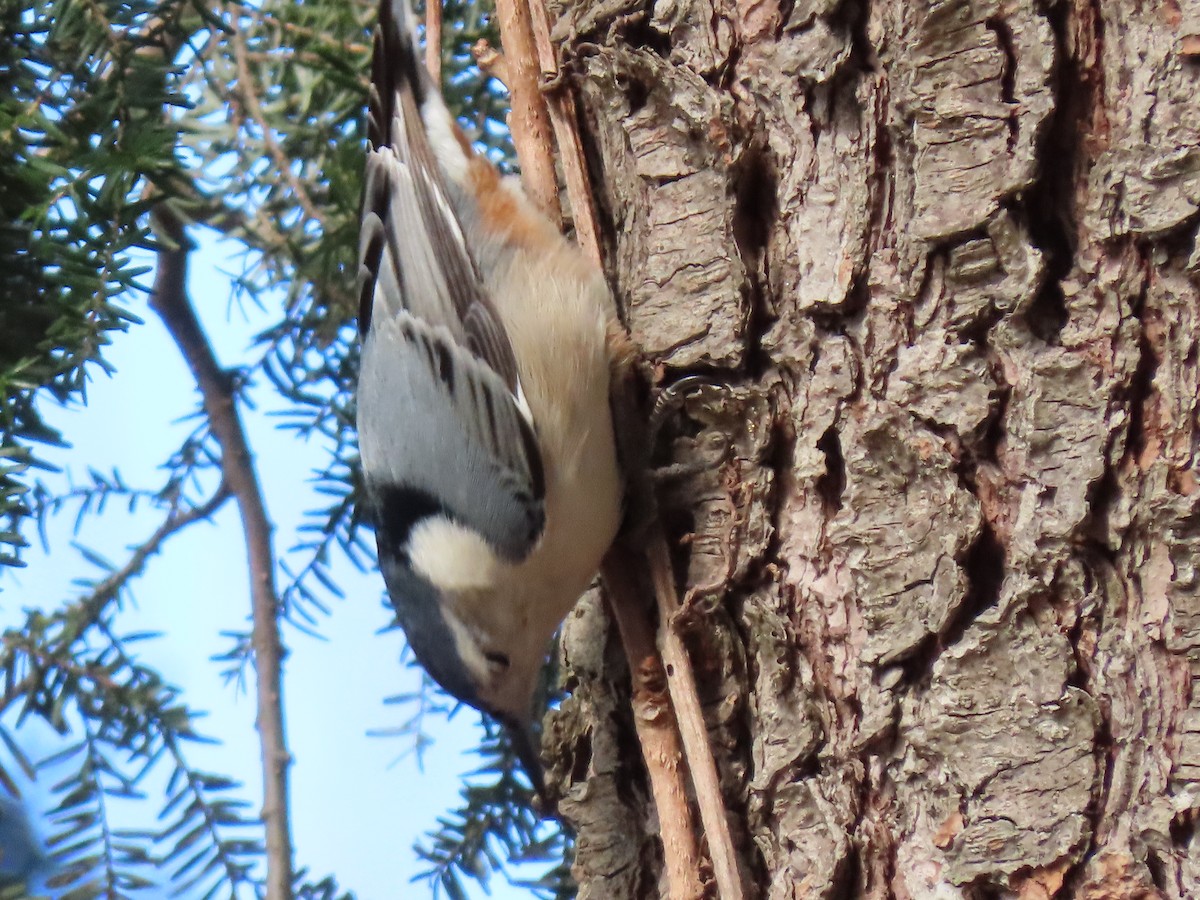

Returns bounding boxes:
[356,0,623,786]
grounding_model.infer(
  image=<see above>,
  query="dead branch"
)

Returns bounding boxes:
[228,24,326,227]
[472,38,512,89]
[647,526,744,900]
[491,0,560,220]
[600,548,706,900]
[79,486,230,623]
[524,0,602,266]
[602,339,716,898]
[148,219,294,900]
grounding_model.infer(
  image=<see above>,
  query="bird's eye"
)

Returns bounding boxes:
[484,650,510,672]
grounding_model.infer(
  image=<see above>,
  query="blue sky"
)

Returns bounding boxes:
[0,234,545,898]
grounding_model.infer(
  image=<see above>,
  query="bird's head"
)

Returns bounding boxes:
[378,515,552,791]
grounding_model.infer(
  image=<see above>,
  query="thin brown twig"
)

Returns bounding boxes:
[0,483,228,714]
[491,0,560,220]
[602,344,710,899]
[472,38,512,89]
[0,638,124,704]
[425,0,443,88]
[228,21,326,227]
[604,338,738,886]
[647,525,745,900]
[600,548,705,900]
[224,0,370,56]
[79,486,231,622]
[148,220,294,900]
[27,478,230,641]
[524,0,602,267]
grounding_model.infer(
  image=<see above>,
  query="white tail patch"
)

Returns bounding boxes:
[513,382,534,427]
[421,94,471,186]
[408,514,501,592]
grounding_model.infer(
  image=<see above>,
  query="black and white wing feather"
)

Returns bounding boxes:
[356,1,544,561]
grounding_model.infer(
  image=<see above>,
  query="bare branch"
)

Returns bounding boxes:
[648,526,745,900]
[229,22,326,227]
[491,0,560,220]
[0,637,123,708]
[148,222,294,900]
[601,548,706,900]
[524,0,603,267]
[605,335,745,899]
[472,39,512,89]
[600,344,710,898]
[77,485,230,623]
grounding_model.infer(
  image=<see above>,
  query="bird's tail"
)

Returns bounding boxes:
[369,0,474,187]
[359,0,480,332]
[368,0,423,147]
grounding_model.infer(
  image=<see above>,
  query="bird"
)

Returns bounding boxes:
[0,794,44,891]
[355,0,623,790]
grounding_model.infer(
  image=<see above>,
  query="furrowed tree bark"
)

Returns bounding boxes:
[545,0,1200,897]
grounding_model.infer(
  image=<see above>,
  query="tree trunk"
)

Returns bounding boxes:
[545,0,1200,897]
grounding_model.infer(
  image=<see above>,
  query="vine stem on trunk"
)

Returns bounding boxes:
[486,1,743,894]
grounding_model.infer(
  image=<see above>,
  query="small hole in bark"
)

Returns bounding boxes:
[938,521,1005,654]
[808,270,870,330]
[570,739,593,783]
[1170,810,1196,845]
[816,426,845,512]
[734,147,779,378]
[616,16,673,59]
[1145,850,1168,891]
[1124,325,1159,465]
[732,148,776,260]
[963,523,1004,613]
[1084,435,1121,555]
[1026,280,1069,342]
[621,77,650,115]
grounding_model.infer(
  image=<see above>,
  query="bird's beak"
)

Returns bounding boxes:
[505,717,549,808]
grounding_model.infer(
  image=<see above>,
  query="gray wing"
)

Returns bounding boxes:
[358,14,520,388]
[356,12,544,560]
[358,312,544,561]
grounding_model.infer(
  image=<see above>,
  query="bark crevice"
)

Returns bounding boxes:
[554,0,1200,894]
